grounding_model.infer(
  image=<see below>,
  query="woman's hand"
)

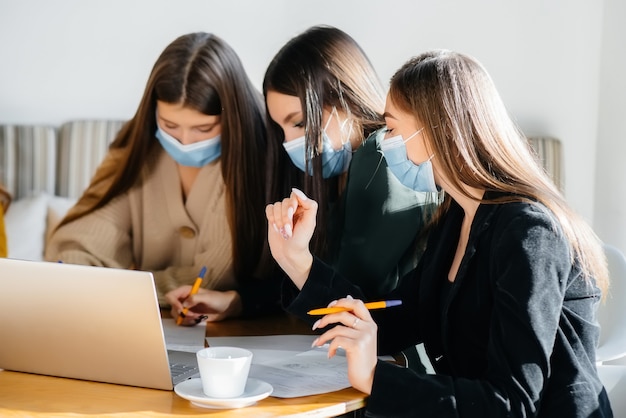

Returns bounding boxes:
[265,188,317,289]
[311,296,378,394]
[165,286,243,324]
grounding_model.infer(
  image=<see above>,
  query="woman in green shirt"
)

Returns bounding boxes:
[263,25,438,298]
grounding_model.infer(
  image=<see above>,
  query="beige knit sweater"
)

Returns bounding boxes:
[45,149,235,305]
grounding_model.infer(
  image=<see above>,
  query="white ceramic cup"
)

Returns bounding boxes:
[196,346,253,398]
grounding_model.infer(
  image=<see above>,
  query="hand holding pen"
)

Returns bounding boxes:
[175,266,207,325]
[309,295,391,395]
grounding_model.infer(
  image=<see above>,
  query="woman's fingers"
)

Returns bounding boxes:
[266,196,297,239]
[310,297,376,354]
[307,296,378,394]
[311,313,376,355]
[312,297,373,329]
[291,188,317,218]
[265,189,316,240]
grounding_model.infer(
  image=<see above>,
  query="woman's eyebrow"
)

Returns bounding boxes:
[194,121,218,130]
[283,111,302,125]
[158,117,219,130]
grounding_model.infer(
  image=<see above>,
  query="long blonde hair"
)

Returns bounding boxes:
[389,50,608,293]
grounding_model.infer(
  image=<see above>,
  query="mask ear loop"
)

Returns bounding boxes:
[314,106,336,155]
[403,127,425,144]
[323,107,335,131]
[404,127,435,163]
[339,111,356,149]
[323,106,351,150]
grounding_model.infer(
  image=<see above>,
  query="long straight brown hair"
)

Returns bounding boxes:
[389,50,608,293]
[59,32,270,280]
[263,25,385,256]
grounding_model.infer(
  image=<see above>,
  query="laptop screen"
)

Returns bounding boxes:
[0,258,176,390]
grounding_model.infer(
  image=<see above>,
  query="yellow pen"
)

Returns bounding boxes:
[307,299,402,315]
[176,266,207,325]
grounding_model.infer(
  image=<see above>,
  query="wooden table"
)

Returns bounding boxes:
[0,313,368,417]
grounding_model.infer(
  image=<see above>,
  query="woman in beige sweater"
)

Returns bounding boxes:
[46,33,270,306]
[0,184,10,257]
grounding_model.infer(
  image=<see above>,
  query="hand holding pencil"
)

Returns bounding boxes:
[176,266,207,325]
[309,295,387,394]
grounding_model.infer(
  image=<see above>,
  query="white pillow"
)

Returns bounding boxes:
[5,194,49,261]
[46,195,78,244]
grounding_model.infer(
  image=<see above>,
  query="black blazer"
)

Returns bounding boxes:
[285,194,612,417]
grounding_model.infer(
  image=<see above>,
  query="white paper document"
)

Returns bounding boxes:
[206,335,350,398]
[161,318,206,353]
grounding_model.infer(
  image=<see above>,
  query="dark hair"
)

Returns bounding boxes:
[263,25,385,255]
[61,32,269,279]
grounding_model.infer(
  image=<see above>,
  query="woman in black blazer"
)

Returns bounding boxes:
[266,50,612,417]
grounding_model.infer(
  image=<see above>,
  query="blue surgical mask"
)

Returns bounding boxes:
[282,109,352,178]
[155,126,221,167]
[283,135,308,172]
[380,129,437,192]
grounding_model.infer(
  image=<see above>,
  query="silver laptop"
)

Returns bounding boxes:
[0,258,198,390]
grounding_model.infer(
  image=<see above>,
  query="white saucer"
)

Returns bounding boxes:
[174,377,273,409]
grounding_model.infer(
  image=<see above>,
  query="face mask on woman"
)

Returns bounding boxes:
[282,109,352,178]
[380,128,437,192]
[155,126,221,167]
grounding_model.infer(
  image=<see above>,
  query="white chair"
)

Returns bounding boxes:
[597,365,626,415]
[596,244,626,364]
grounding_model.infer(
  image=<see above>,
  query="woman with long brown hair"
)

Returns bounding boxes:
[46,32,269,305]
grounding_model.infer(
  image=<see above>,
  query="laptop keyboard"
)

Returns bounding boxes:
[167,350,200,385]
[170,362,199,385]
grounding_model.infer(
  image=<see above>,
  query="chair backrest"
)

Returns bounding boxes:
[0,125,57,199]
[56,120,124,198]
[0,120,124,200]
[527,136,563,192]
[596,244,626,363]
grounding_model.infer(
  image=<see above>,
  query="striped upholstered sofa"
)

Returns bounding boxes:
[0,123,562,261]
[0,120,124,260]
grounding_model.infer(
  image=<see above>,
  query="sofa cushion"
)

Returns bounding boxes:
[4,193,49,261]
[45,195,78,245]
[4,193,77,261]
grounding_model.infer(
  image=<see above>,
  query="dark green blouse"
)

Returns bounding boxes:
[328,128,438,298]
[239,129,438,316]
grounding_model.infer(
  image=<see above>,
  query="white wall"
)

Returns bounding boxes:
[594,0,626,253]
[1,0,621,248]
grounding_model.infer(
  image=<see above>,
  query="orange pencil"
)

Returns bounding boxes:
[307,300,402,315]
[176,266,207,325]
